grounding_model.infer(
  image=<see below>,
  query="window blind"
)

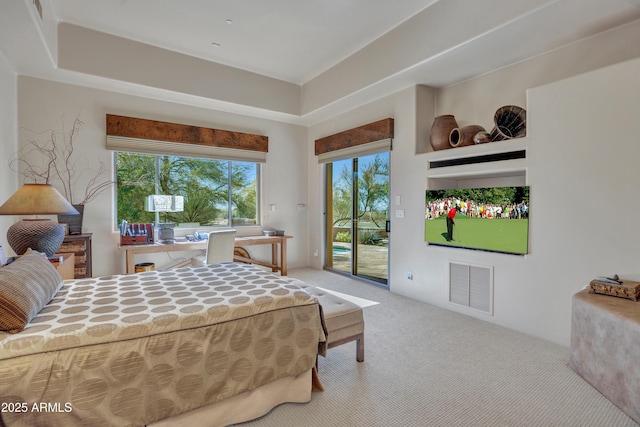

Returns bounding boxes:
[106,135,267,162]
[316,138,392,163]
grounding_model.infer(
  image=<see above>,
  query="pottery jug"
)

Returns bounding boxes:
[449,125,486,148]
[430,115,458,151]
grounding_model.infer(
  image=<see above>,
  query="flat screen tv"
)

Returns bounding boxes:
[425,186,529,255]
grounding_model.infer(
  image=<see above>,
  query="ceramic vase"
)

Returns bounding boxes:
[58,204,84,235]
[430,115,458,151]
[449,125,486,148]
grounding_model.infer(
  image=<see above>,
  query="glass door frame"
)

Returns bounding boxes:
[323,152,390,287]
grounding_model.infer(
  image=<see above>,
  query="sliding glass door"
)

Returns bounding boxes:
[325,152,389,285]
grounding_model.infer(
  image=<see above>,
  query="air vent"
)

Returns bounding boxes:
[429,149,526,169]
[33,0,43,21]
[449,262,493,314]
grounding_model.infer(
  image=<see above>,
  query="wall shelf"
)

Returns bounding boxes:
[426,138,528,190]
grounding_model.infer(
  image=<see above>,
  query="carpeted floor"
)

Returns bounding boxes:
[236,268,638,427]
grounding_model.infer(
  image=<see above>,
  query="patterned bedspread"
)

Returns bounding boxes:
[0,263,326,426]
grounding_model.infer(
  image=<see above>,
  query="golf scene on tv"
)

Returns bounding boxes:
[425,186,530,255]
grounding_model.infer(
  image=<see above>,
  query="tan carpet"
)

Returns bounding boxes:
[236,268,638,427]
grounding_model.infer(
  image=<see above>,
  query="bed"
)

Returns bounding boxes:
[0,252,326,426]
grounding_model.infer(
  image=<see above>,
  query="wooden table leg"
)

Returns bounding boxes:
[280,238,287,276]
[126,250,135,274]
[271,243,278,273]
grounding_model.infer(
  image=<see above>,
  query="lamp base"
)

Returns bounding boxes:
[7,219,65,257]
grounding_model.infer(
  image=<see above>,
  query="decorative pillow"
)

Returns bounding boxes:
[0,250,63,333]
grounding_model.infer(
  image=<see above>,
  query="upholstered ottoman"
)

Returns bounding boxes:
[570,289,640,424]
[296,283,364,362]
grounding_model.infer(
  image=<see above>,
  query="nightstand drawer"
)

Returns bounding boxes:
[59,234,92,278]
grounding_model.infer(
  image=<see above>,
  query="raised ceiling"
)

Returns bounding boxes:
[2,0,640,124]
[50,0,437,85]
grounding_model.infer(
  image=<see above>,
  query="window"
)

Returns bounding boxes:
[115,152,259,228]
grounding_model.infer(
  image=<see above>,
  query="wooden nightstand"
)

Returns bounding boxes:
[58,234,92,278]
[51,253,75,280]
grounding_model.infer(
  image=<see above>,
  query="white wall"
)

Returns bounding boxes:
[57,24,301,117]
[307,24,640,346]
[16,77,308,276]
[0,53,17,256]
[524,56,640,338]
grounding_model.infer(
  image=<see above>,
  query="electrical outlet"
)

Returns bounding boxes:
[313,250,319,257]
[407,271,413,280]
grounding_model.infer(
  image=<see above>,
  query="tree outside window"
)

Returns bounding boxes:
[115,152,258,227]
[331,154,389,244]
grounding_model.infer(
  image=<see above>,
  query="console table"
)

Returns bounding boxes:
[570,289,640,424]
[119,235,292,275]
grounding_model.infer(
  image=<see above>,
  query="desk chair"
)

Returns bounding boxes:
[204,229,237,264]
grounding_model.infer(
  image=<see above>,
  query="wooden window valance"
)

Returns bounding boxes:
[314,118,393,163]
[106,114,268,162]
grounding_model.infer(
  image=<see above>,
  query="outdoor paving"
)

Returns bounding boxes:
[329,243,388,281]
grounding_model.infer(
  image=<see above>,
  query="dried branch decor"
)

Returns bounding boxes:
[11,115,113,205]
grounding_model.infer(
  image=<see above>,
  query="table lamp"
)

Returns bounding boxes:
[0,184,79,257]
[145,195,184,243]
